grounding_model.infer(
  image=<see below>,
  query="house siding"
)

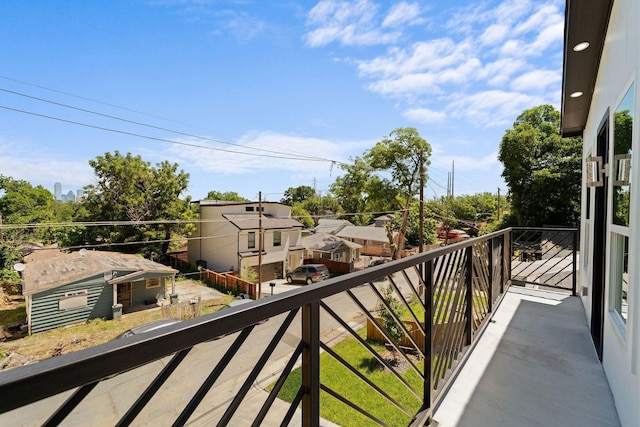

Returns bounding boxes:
[578,1,640,425]
[30,275,112,334]
[129,277,167,306]
[188,201,303,273]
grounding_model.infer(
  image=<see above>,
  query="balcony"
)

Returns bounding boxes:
[0,228,620,426]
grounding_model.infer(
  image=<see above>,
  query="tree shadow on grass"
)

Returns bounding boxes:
[358,356,383,373]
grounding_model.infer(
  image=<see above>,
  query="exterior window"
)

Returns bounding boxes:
[611,233,629,323]
[248,232,256,249]
[274,230,281,247]
[612,83,633,226]
[59,290,88,311]
[246,206,254,212]
[146,278,161,289]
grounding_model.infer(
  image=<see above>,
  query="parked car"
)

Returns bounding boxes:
[437,229,471,241]
[286,264,330,285]
[368,258,389,267]
[116,318,180,339]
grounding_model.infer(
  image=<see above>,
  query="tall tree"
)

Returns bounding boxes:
[81,151,193,258]
[0,176,58,244]
[331,157,377,225]
[205,190,248,202]
[498,105,581,227]
[281,186,316,205]
[364,128,431,258]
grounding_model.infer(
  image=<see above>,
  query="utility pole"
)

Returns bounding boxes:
[419,150,424,254]
[258,191,263,299]
[452,160,455,198]
[497,188,501,221]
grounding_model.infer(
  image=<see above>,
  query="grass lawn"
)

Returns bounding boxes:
[274,329,424,427]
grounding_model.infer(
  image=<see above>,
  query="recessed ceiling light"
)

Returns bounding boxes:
[573,42,590,51]
[570,91,583,98]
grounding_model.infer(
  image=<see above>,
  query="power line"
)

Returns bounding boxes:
[0,74,215,134]
[0,87,335,163]
[0,208,410,230]
[0,104,335,162]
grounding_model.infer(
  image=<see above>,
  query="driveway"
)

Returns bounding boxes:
[172,280,227,303]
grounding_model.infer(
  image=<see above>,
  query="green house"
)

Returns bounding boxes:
[22,250,178,334]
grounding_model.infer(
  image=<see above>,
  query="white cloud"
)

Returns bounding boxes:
[304,0,403,46]
[479,24,509,46]
[0,141,93,191]
[166,131,358,176]
[432,151,500,171]
[403,108,447,123]
[368,73,439,96]
[358,39,472,78]
[335,0,564,130]
[510,69,561,91]
[482,57,528,86]
[492,0,533,26]
[513,3,561,35]
[382,2,422,28]
[448,90,545,127]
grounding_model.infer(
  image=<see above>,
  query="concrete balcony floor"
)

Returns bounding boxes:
[433,287,620,427]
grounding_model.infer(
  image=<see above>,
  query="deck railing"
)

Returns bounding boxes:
[510,227,578,295]
[0,228,575,426]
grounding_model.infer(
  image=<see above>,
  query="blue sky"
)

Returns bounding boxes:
[0,0,564,203]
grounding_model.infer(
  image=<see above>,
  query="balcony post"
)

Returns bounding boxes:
[488,237,494,313]
[504,229,512,293]
[572,229,578,296]
[301,302,320,427]
[465,246,473,345]
[412,259,435,426]
[425,259,434,409]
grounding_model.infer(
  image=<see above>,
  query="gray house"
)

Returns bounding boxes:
[335,225,397,257]
[22,250,177,334]
[300,232,361,263]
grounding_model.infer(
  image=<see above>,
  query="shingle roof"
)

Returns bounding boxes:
[314,219,353,234]
[335,226,395,243]
[222,213,303,230]
[301,233,362,252]
[22,251,177,295]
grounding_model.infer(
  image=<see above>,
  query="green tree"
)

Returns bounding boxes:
[378,285,404,362]
[205,190,248,202]
[281,186,316,205]
[291,205,314,228]
[81,151,193,258]
[330,157,374,225]
[0,176,58,244]
[0,243,21,284]
[498,105,581,227]
[395,200,437,247]
[365,128,431,258]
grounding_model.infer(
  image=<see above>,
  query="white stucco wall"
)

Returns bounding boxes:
[188,201,302,273]
[580,1,640,425]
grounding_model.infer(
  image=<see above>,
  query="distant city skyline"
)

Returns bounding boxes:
[53,182,83,202]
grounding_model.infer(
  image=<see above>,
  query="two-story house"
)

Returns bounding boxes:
[188,201,305,280]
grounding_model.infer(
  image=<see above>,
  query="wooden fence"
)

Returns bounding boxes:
[367,316,426,349]
[304,258,353,274]
[367,317,478,349]
[199,269,257,299]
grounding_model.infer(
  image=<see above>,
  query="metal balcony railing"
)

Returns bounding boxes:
[0,227,577,426]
